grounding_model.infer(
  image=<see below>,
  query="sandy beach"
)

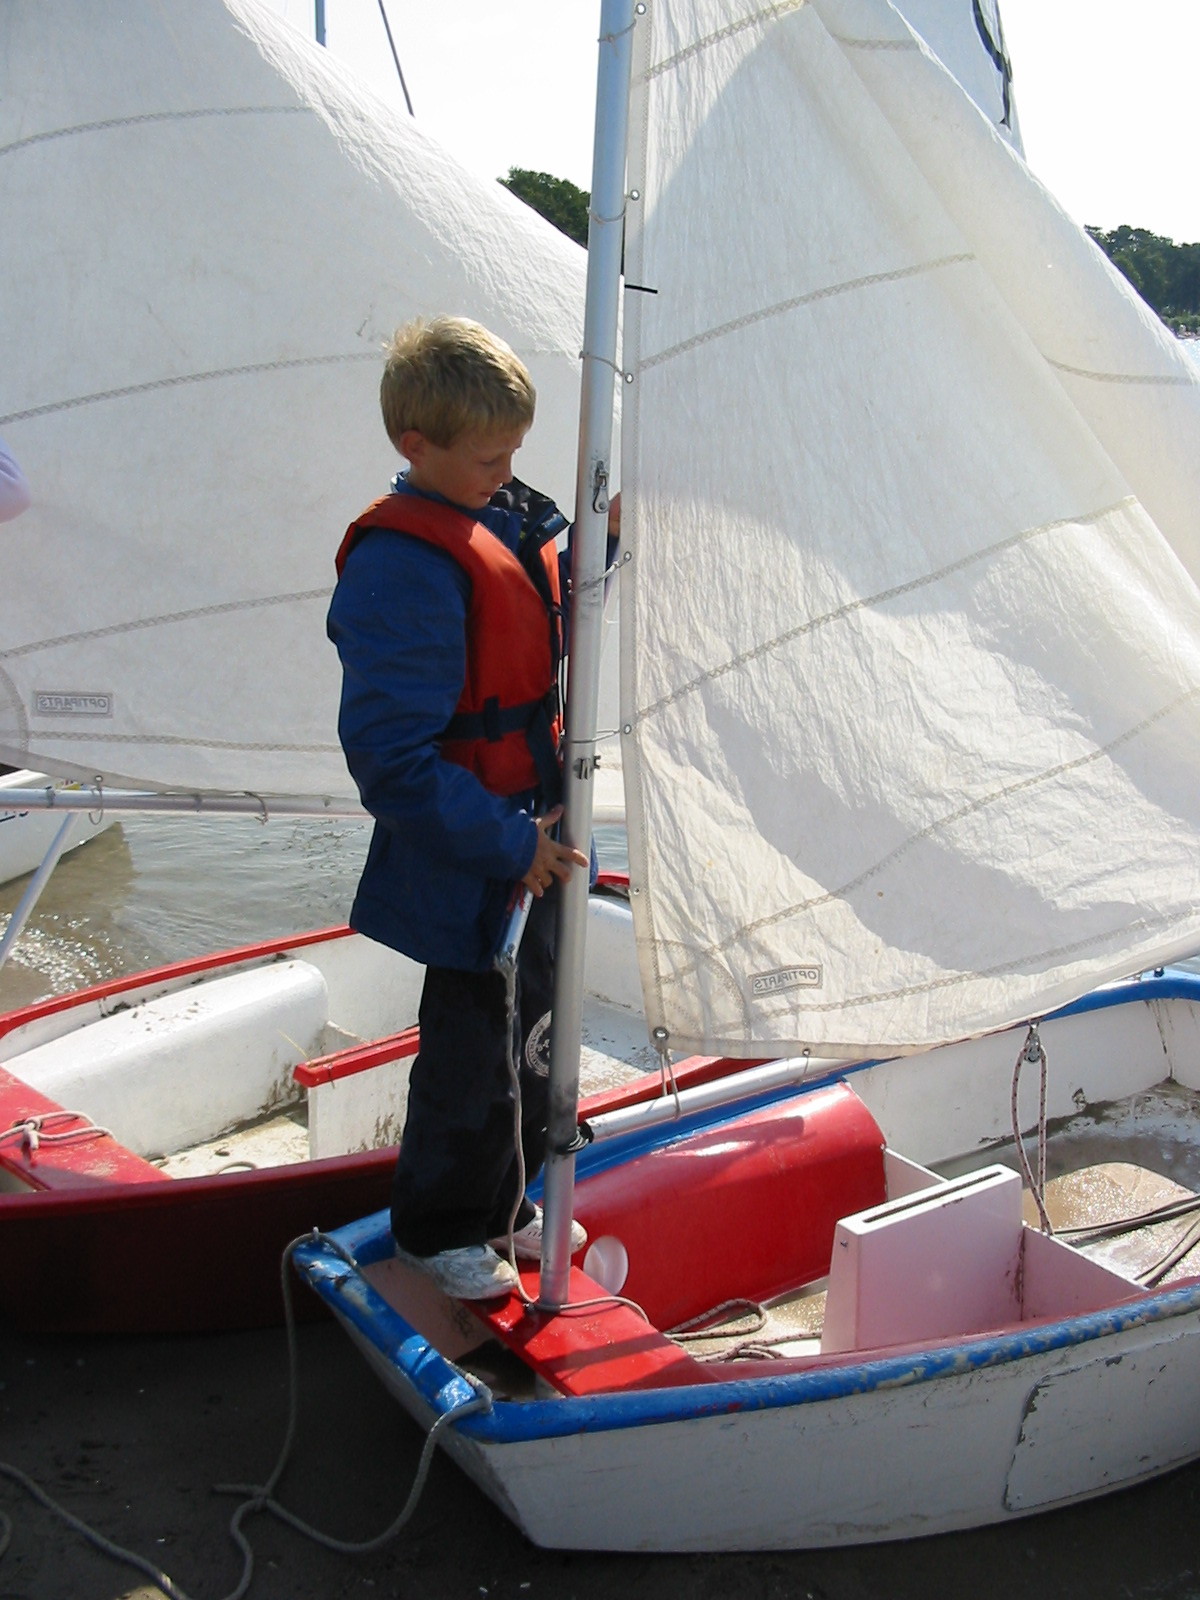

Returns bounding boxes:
[3,1305,1200,1600]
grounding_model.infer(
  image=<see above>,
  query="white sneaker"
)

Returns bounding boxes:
[492,1206,587,1263]
[393,1242,519,1300]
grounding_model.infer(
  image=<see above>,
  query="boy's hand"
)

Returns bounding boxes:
[522,805,588,897]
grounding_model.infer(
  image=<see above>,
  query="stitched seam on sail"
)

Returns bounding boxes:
[827,34,918,51]
[25,733,342,753]
[0,106,310,159]
[658,681,1200,987]
[639,255,974,370]
[0,593,329,661]
[0,354,381,428]
[642,2,808,81]
[741,902,1200,1016]
[742,682,1200,943]
[631,497,1134,726]
[1046,358,1197,388]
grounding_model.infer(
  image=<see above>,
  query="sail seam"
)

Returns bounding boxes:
[23,733,342,754]
[827,33,918,52]
[0,105,310,159]
[1045,357,1197,388]
[631,497,1134,725]
[0,354,380,428]
[639,255,974,370]
[659,895,1200,1031]
[0,592,330,662]
[660,680,1200,985]
[642,2,807,80]
[737,900,1200,1017]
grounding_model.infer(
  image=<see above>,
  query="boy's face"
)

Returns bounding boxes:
[401,425,527,512]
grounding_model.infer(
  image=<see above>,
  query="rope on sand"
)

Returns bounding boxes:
[0,1231,492,1600]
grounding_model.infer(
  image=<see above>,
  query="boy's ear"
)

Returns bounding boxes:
[399,428,429,466]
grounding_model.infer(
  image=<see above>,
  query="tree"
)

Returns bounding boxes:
[500,168,590,248]
[1087,224,1200,335]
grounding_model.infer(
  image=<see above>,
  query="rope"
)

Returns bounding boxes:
[0,1110,114,1155]
[667,1298,767,1340]
[496,925,650,1322]
[1059,1191,1200,1241]
[1010,1022,1052,1233]
[652,1028,683,1117]
[0,1461,190,1600]
[0,1230,492,1600]
[1140,1215,1200,1288]
[497,948,539,1310]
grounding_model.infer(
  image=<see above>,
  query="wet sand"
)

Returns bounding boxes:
[3,1308,1200,1600]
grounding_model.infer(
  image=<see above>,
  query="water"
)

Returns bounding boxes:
[0,813,628,1012]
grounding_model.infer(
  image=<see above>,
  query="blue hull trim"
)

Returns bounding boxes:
[294,971,1200,1446]
[296,1231,1200,1444]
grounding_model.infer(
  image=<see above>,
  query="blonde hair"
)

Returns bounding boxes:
[380,316,536,451]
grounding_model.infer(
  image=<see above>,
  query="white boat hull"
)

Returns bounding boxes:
[0,770,115,887]
[319,1240,1200,1550]
[295,975,1200,1550]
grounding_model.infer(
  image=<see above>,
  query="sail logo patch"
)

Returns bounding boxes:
[34,691,113,717]
[751,965,822,997]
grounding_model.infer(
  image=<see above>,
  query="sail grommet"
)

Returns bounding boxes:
[652,1027,682,1115]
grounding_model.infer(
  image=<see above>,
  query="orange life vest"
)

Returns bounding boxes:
[335,493,563,799]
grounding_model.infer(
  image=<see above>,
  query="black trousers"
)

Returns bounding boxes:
[390,885,557,1256]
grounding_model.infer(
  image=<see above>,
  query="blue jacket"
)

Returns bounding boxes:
[327,479,569,971]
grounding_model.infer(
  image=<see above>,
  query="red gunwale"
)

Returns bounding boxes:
[0,923,354,1046]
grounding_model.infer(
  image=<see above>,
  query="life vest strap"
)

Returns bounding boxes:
[441,690,562,805]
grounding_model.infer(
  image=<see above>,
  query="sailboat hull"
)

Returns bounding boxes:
[0,890,660,1333]
[295,974,1200,1549]
[342,1296,1200,1550]
[0,770,115,887]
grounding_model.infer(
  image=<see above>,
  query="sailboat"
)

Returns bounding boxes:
[0,0,611,1333]
[290,0,1200,1551]
[0,0,1024,1334]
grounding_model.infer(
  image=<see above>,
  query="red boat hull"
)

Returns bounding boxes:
[0,1148,396,1334]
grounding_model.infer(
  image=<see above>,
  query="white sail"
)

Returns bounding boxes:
[894,0,1021,150]
[620,0,1200,1056]
[596,0,1021,823]
[0,0,585,798]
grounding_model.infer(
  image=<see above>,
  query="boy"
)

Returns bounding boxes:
[328,316,589,1299]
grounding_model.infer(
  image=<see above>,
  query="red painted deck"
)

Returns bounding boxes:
[469,1084,887,1393]
[0,1063,168,1191]
[472,1267,708,1394]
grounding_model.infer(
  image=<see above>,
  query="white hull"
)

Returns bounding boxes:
[0,769,115,887]
[346,1298,1200,1550]
[296,973,1200,1550]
